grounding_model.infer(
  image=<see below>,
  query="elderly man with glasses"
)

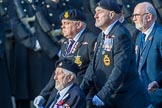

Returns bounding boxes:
[132,2,162,108]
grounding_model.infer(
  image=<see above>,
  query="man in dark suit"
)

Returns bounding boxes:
[34,9,97,108]
[133,2,162,108]
[80,0,150,108]
[44,59,86,108]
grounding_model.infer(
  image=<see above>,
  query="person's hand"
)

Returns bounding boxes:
[33,96,45,108]
[148,81,159,92]
[92,95,105,106]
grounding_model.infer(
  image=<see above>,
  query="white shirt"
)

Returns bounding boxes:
[58,27,86,56]
[143,22,155,41]
[49,84,73,108]
[103,20,118,35]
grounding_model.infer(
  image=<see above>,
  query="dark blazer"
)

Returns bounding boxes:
[135,23,162,106]
[60,30,97,81]
[40,29,97,100]
[45,84,86,108]
[83,21,150,108]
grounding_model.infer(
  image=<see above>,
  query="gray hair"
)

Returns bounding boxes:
[63,69,77,83]
[81,21,87,28]
[144,2,157,21]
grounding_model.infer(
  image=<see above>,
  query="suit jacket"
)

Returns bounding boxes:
[155,72,162,88]
[60,30,97,81]
[135,23,162,106]
[45,84,86,108]
[40,29,97,100]
[83,21,150,108]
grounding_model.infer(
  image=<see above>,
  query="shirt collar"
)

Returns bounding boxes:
[71,27,86,42]
[103,20,118,35]
[57,83,73,102]
[143,22,155,41]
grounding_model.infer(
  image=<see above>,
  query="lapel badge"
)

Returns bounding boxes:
[148,36,153,41]
[103,54,110,66]
[111,35,115,38]
[82,42,88,44]
[74,56,82,66]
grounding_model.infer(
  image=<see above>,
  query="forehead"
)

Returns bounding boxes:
[95,6,108,12]
[55,67,64,74]
[134,4,145,13]
[61,19,75,23]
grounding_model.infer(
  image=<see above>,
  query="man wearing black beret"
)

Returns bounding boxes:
[34,9,97,108]
[80,0,150,108]
[44,59,86,108]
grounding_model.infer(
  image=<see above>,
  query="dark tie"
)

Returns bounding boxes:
[66,39,75,55]
[53,92,60,107]
[141,33,146,49]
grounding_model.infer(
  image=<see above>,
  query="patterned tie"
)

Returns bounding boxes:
[66,39,75,55]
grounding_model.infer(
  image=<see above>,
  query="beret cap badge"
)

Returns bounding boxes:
[64,12,69,19]
[58,62,63,66]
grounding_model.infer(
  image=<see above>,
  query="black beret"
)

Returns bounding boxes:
[60,9,86,22]
[97,0,121,14]
[55,59,80,75]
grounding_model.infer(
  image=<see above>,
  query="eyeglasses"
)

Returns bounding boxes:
[132,13,149,18]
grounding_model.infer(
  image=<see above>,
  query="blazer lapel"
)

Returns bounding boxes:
[140,24,157,69]
[136,33,143,64]
[45,88,58,108]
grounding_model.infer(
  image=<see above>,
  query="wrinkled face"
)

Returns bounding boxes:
[61,19,79,39]
[132,5,148,32]
[94,7,111,30]
[54,68,69,90]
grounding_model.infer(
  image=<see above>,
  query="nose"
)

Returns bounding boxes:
[61,24,64,29]
[132,15,136,22]
[54,72,57,80]
[94,12,98,19]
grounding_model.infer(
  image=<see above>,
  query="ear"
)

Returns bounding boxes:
[67,74,74,83]
[76,21,82,29]
[109,11,115,19]
[146,13,152,21]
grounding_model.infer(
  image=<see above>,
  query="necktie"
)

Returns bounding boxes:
[141,33,146,49]
[53,92,60,106]
[66,39,75,55]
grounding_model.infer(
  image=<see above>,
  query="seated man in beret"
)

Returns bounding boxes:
[44,59,86,108]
